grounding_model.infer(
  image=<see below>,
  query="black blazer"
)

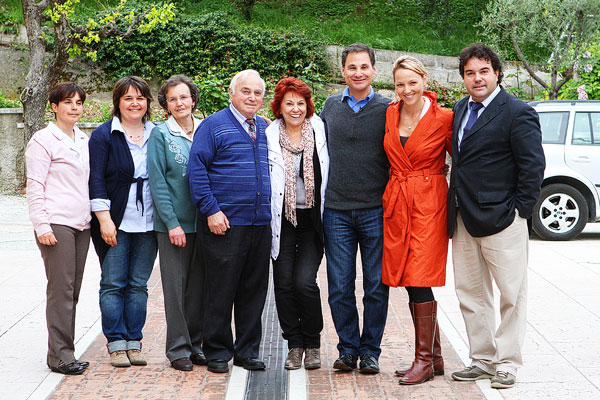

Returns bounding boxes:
[447,87,545,238]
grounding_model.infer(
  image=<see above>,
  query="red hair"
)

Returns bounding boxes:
[270,77,315,119]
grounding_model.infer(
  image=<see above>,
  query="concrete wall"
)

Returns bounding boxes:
[0,108,99,192]
[325,45,548,93]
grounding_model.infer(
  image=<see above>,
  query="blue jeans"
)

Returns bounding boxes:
[99,230,157,352]
[323,207,389,359]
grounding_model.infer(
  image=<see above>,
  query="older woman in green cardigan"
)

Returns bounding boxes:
[148,75,204,371]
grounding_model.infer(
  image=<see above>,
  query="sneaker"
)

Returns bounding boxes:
[451,366,493,381]
[127,349,147,366]
[359,354,379,374]
[333,354,357,371]
[491,371,516,389]
[110,350,131,367]
[285,348,304,370]
[304,348,321,370]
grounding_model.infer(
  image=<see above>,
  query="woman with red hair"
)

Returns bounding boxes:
[267,77,329,370]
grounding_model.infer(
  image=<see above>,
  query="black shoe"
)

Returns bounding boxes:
[190,352,208,366]
[359,354,380,374]
[333,354,357,371]
[49,361,86,375]
[76,360,90,369]
[233,357,266,370]
[207,359,229,373]
[171,357,193,371]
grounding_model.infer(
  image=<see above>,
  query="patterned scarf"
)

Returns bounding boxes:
[279,119,315,226]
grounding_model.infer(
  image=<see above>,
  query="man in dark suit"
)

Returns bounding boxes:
[447,43,545,389]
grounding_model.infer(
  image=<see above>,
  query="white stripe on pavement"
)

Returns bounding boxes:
[437,305,503,400]
[27,317,102,400]
[288,367,307,400]
[225,365,248,400]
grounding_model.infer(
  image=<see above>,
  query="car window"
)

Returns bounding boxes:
[572,112,600,145]
[538,111,569,144]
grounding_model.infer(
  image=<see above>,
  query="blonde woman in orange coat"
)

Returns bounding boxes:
[381,56,453,385]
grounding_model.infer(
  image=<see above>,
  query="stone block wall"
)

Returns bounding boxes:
[325,45,547,93]
[0,108,99,192]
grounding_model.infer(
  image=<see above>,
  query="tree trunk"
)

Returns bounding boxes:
[20,0,51,188]
[19,0,71,188]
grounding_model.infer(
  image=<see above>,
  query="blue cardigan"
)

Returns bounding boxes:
[88,119,154,263]
[187,107,271,225]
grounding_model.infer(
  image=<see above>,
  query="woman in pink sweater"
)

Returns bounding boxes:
[25,82,91,375]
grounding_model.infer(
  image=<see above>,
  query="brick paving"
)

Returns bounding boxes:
[49,257,484,400]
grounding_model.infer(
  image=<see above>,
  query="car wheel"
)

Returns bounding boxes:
[532,184,588,241]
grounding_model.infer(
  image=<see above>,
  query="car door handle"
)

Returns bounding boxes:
[572,156,591,162]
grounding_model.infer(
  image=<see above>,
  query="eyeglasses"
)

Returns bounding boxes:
[167,95,191,104]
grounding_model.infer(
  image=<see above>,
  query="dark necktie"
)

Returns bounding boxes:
[246,118,256,141]
[464,101,484,135]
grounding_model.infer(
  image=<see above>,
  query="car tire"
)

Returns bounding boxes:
[532,184,588,241]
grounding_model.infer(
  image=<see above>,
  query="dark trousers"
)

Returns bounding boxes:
[157,232,204,361]
[200,224,271,361]
[273,209,324,349]
[36,225,90,368]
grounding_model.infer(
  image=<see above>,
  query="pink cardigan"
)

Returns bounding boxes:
[26,122,91,236]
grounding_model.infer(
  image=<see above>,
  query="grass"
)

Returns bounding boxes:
[3,0,482,56]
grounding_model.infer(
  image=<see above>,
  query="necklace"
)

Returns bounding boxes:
[403,98,425,130]
[128,134,142,140]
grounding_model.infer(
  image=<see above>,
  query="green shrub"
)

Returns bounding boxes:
[193,68,231,118]
[0,91,21,108]
[558,41,600,100]
[426,81,467,109]
[95,11,330,89]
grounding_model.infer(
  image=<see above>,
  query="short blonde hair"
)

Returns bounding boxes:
[392,56,427,79]
[392,56,428,101]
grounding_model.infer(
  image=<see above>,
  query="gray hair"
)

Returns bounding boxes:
[229,69,266,96]
[157,74,199,112]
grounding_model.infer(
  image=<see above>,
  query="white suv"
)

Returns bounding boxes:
[531,100,600,240]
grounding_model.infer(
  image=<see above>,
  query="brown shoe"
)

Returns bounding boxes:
[110,350,131,367]
[285,348,304,370]
[127,349,147,366]
[395,302,444,377]
[304,348,321,370]
[398,301,437,385]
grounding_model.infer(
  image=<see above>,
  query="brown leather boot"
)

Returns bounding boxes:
[395,302,444,377]
[398,301,436,385]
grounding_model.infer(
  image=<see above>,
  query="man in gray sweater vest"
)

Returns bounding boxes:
[320,43,390,374]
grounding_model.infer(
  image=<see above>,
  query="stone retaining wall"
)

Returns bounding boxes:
[0,109,99,192]
[325,45,547,93]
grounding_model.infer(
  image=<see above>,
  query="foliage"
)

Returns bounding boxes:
[559,40,600,100]
[95,11,330,87]
[81,100,113,122]
[480,0,600,99]
[426,81,467,109]
[0,91,21,108]
[0,0,485,57]
[193,68,231,118]
[231,0,255,21]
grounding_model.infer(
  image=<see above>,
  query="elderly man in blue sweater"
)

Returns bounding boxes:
[187,69,271,374]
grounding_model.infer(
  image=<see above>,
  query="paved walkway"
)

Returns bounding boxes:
[2,193,599,399]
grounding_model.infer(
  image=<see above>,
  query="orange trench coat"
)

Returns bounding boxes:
[381,91,453,288]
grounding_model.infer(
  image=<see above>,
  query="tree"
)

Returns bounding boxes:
[18,0,174,186]
[232,0,255,21]
[480,0,600,99]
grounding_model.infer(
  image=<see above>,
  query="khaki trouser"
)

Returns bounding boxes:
[452,211,528,376]
[36,224,90,368]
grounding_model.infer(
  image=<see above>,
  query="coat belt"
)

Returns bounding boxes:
[384,168,444,242]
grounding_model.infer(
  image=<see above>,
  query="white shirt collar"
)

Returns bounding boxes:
[166,115,201,140]
[229,103,254,127]
[468,84,501,109]
[111,116,154,144]
[47,121,87,159]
